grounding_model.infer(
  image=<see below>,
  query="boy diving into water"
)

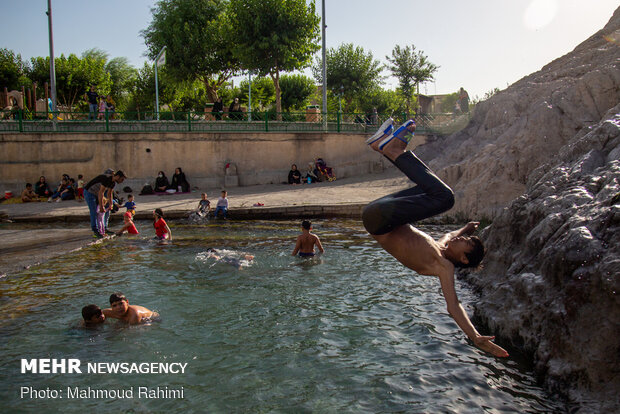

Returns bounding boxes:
[363,119,508,358]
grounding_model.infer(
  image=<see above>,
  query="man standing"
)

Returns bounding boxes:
[84,85,99,120]
[84,170,126,238]
[363,119,508,357]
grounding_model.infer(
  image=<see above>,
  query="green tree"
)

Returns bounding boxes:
[227,0,320,117]
[142,0,239,103]
[279,74,315,111]
[386,44,438,114]
[29,54,111,110]
[312,43,383,113]
[105,57,138,111]
[238,76,275,111]
[0,48,29,91]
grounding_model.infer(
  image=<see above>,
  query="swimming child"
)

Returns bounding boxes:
[214,190,228,219]
[203,248,254,269]
[153,208,172,241]
[116,210,139,236]
[81,304,105,327]
[123,194,136,215]
[292,220,324,257]
[363,118,507,357]
[102,292,158,325]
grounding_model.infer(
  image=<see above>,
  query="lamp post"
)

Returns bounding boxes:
[46,0,57,123]
[339,85,344,114]
[321,0,327,129]
[154,46,166,121]
[248,70,252,122]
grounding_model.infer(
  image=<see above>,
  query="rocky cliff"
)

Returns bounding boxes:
[417,7,620,220]
[420,8,620,412]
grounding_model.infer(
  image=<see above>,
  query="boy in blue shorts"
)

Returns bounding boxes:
[292,220,324,257]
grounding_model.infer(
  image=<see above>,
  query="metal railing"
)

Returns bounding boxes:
[0,109,471,135]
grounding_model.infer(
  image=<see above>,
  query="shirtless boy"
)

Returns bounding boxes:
[292,220,325,257]
[363,118,508,358]
[102,292,158,325]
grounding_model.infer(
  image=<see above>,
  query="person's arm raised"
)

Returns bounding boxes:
[437,264,509,358]
[438,221,479,244]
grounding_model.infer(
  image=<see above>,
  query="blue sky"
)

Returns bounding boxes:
[1,0,618,99]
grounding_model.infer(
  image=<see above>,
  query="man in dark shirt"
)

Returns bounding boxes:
[84,85,98,120]
[84,170,126,237]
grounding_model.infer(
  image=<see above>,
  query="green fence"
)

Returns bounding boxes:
[0,109,470,135]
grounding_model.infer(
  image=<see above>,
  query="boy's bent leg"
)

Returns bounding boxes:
[362,151,454,235]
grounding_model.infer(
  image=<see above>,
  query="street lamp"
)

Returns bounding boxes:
[339,85,344,114]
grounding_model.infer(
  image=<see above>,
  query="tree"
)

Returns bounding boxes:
[105,57,138,111]
[142,0,239,103]
[29,54,111,110]
[227,0,320,117]
[279,74,315,111]
[312,43,383,113]
[386,44,438,114]
[238,76,275,110]
[0,48,29,91]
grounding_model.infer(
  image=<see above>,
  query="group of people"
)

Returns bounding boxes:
[152,168,191,193]
[84,85,115,120]
[80,115,508,358]
[211,97,244,121]
[287,158,336,185]
[20,174,86,203]
[82,293,157,326]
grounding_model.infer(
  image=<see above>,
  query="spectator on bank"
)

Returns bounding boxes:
[214,190,229,219]
[48,178,68,202]
[155,171,170,192]
[84,85,99,120]
[212,98,224,120]
[106,95,116,118]
[458,87,470,114]
[228,97,243,120]
[288,164,302,185]
[170,167,190,192]
[98,96,106,120]
[21,183,40,202]
[34,176,51,197]
[76,174,85,202]
[304,162,320,184]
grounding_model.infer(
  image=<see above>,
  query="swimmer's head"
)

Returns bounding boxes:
[82,304,105,325]
[154,208,164,218]
[206,248,216,252]
[109,292,129,315]
[301,220,311,230]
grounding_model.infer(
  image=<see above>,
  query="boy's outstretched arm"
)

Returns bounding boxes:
[292,237,301,256]
[315,235,324,253]
[437,266,509,358]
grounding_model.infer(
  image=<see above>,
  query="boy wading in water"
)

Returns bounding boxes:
[363,119,508,358]
[292,220,324,257]
[103,293,158,325]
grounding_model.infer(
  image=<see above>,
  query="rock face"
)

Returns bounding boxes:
[416,7,620,219]
[461,105,619,410]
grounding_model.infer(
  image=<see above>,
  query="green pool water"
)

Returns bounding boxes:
[0,219,564,412]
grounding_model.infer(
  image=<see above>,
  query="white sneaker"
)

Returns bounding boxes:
[55,198,61,203]
[366,117,394,145]
[378,119,416,150]
[47,197,52,202]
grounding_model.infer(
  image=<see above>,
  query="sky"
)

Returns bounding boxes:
[1,0,618,100]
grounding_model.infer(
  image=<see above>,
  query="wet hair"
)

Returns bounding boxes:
[455,236,485,269]
[301,220,311,230]
[154,208,164,218]
[82,304,102,321]
[109,292,127,304]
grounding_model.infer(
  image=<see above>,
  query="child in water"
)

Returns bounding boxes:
[153,208,172,241]
[292,220,324,257]
[116,210,139,236]
[204,248,254,269]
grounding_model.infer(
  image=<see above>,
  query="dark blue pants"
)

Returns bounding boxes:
[362,151,455,235]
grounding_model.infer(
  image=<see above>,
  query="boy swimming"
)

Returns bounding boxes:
[81,304,105,327]
[102,292,158,325]
[292,220,324,257]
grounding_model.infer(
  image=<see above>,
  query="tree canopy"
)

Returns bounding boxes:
[227,0,321,115]
[0,48,29,91]
[386,44,438,114]
[142,0,239,102]
[312,43,383,113]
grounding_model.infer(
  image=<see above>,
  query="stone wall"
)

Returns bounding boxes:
[0,131,391,193]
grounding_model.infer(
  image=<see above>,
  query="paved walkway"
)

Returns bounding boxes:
[0,170,410,275]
